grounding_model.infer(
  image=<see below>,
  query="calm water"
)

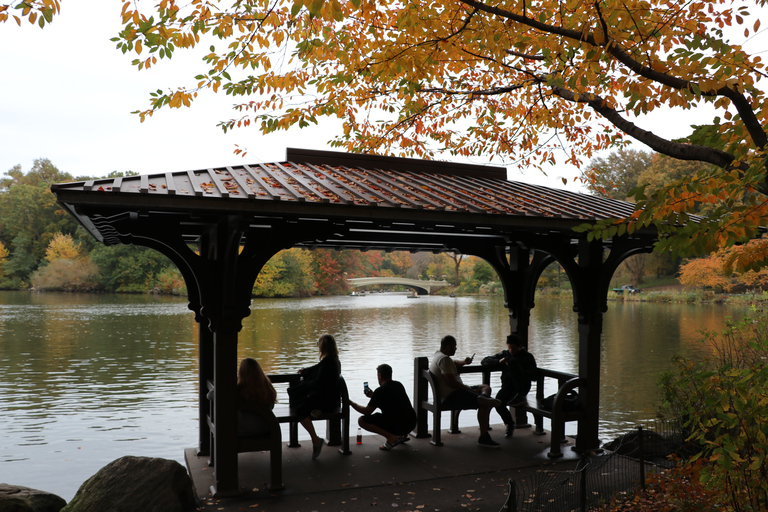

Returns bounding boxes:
[0,290,746,500]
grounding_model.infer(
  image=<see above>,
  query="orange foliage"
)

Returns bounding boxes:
[8,0,767,266]
[679,238,768,292]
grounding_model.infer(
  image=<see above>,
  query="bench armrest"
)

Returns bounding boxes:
[534,368,579,400]
[549,377,584,411]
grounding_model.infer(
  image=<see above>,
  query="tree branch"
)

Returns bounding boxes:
[457,0,768,153]
[547,82,737,169]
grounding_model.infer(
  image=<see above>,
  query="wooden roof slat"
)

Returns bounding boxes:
[273,162,331,203]
[187,171,206,197]
[453,176,562,217]
[341,167,426,209]
[256,163,308,202]
[242,164,280,200]
[207,168,231,198]
[404,173,497,214]
[139,174,150,194]
[289,163,352,204]
[305,164,399,206]
[224,167,256,199]
[352,168,450,211]
[329,166,406,207]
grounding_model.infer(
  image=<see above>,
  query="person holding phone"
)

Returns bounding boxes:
[481,333,538,437]
[349,364,417,451]
[430,335,501,448]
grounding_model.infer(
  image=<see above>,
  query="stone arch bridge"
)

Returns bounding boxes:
[347,277,450,295]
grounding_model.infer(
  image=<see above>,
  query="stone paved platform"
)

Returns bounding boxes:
[187,422,585,511]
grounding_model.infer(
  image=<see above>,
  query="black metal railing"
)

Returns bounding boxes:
[501,418,685,512]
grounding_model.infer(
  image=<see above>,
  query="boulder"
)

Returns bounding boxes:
[61,456,196,512]
[604,430,675,460]
[0,484,66,512]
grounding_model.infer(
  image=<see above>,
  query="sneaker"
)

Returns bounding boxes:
[477,433,500,448]
[477,395,502,408]
[507,394,526,407]
[505,425,515,438]
[312,439,324,459]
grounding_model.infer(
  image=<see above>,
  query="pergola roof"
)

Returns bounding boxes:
[53,148,648,253]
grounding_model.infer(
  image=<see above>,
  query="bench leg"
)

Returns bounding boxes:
[532,413,546,436]
[430,410,443,446]
[288,421,300,448]
[415,404,431,439]
[514,406,531,428]
[269,447,285,490]
[548,417,565,458]
[326,417,342,446]
[449,410,461,434]
[338,415,351,455]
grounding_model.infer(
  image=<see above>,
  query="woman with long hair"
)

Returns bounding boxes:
[236,357,277,436]
[289,334,342,459]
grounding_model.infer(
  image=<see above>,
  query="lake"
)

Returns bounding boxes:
[0,290,746,500]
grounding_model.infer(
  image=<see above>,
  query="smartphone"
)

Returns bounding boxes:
[364,381,370,393]
[470,353,475,362]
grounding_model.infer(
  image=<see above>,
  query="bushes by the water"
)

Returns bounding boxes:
[657,309,768,512]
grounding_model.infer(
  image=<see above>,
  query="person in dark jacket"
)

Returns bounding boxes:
[350,364,417,450]
[289,334,341,459]
[481,333,537,437]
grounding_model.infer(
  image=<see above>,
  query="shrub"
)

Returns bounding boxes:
[30,258,100,292]
[659,309,768,512]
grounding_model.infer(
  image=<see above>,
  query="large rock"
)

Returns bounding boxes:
[0,484,66,512]
[604,430,676,460]
[61,456,196,512]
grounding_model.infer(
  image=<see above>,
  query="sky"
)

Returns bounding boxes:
[0,1,765,190]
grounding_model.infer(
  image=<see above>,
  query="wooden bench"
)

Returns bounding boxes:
[413,356,497,446]
[205,386,285,490]
[206,374,351,490]
[523,368,584,458]
[268,374,352,455]
[234,401,284,490]
[413,357,584,457]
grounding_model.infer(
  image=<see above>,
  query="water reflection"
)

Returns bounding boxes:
[0,291,748,501]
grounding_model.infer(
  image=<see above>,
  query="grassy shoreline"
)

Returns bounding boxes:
[537,286,768,305]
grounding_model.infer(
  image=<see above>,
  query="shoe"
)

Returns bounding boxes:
[310,409,322,419]
[379,441,393,451]
[477,433,500,448]
[477,395,502,408]
[312,439,324,459]
[390,437,407,448]
[505,425,515,438]
[507,394,526,407]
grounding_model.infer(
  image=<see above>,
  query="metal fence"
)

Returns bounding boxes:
[501,419,685,512]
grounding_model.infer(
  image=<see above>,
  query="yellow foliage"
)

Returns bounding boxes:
[0,240,8,277]
[46,233,84,262]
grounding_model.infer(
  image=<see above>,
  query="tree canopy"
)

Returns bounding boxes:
[3,0,767,267]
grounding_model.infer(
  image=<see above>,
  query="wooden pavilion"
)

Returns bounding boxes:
[51,148,659,496]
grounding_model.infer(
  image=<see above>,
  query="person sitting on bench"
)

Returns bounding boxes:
[430,335,501,448]
[481,333,538,438]
[288,334,341,459]
[236,357,278,436]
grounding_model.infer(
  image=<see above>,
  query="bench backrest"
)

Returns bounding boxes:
[235,400,282,451]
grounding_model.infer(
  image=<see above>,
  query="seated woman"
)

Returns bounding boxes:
[237,357,278,436]
[288,334,341,459]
